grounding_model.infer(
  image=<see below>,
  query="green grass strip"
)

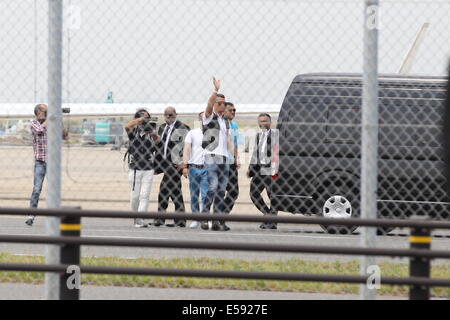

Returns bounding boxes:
[0,252,449,297]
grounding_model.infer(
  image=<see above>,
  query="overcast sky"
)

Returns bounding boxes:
[0,0,449,111]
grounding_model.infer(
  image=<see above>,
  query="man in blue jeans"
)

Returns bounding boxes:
[182,112,208,229]
[201,77,236,231]
[27,104,68,226]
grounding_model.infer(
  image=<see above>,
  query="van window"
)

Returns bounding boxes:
[282,101,327,144]
[380,103,441,147]
[325,106,357,144]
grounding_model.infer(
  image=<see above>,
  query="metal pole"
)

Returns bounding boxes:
[46,0,63,300]
[360,0,379,300]
[409,227,431,300]
[59,216,81,300]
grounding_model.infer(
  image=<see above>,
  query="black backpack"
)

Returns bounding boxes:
[202,113,230,151]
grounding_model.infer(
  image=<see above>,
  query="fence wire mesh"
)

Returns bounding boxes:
[0,0,450,300]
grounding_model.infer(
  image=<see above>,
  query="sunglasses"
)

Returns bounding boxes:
[228,108,236,112]
[217,102,226,106]
[165,113,176,117]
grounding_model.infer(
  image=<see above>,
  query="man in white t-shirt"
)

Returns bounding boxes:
[182,112,208,229]
[200,77,235,231]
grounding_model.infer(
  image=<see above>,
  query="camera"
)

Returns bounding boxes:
[40,108,70,119]
[141,117,158,132]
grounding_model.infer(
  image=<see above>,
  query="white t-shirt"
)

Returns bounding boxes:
[202,113,229,157]
[184,128,204,165]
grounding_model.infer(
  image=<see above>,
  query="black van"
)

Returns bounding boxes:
[273,73,448,234]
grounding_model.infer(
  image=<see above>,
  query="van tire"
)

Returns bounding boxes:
[315,175,396,235]
[314,175,360,234]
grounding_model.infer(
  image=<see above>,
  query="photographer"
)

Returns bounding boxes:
[26,104,68,226]
[125,109,159,228]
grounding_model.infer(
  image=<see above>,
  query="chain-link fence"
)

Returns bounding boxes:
[1,0,450,300]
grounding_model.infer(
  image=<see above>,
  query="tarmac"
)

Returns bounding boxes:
[0,283,406,300]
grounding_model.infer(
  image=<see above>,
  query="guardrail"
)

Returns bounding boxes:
[0,207,449,300]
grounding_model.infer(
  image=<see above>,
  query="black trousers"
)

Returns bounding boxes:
[250,172,278,222]
[158,165,186,224]
[224,165,239,214]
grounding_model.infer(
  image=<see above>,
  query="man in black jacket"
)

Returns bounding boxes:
[247,113,279,229]
[153,106,190,227]
[125,109,159,228]
[223,102,240,215]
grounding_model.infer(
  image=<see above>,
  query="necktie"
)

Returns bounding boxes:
[162,125,172,159]
[161,125,168,143]
[260,131,268,164]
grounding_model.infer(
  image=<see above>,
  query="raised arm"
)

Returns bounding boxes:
[205,77,221,118]
[125,117,144,133]
[30,119,47,134]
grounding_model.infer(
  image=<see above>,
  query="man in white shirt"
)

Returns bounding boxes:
[201,77,235,231]
[182,112,208,229]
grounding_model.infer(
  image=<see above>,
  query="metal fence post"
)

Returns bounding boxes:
[409,227,431,300]
[45,0,64,300]
[59,215,81,300]
[360,0,379,300]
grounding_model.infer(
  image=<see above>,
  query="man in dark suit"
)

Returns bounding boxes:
[153,106,190,227]
[247,113,279,230]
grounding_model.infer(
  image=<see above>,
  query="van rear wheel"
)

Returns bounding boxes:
[315,177,360,234]
[315,177,396,235]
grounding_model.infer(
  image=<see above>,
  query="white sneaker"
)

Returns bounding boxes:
[134,219,148,228]
[189,221,200,229]
[25,216,35,226]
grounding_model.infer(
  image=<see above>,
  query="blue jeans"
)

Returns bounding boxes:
[188,167,208,213]
[202,155,230,215]
[30,160,46,208]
